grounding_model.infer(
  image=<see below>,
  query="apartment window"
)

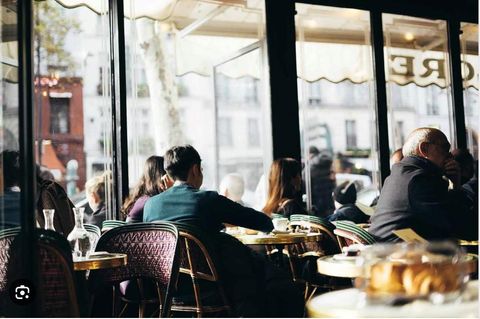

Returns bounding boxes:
[396,121,405,146]
[248,118,260,147]
[308,81,322,106]
[346,120,357,149]
[50,97,70,134]
[218,117,233,147]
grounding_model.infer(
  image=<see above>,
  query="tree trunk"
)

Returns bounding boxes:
[136,20,183,153]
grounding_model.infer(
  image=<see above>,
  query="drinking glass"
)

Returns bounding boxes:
[43,209,56,231]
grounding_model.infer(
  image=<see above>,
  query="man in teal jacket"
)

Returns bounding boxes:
[143,145,303,317]
[143,145,273,233]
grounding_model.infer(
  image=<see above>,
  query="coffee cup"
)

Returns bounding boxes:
[272,218,289,232]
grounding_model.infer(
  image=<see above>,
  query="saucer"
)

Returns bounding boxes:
[332,253,358,261]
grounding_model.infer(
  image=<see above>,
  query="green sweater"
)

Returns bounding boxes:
[143,184,273,233]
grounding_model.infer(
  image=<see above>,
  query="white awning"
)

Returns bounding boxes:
[5,0,473,90]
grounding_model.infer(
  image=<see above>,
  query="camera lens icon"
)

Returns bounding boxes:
[15,285,30,300]
[9,279,35,305]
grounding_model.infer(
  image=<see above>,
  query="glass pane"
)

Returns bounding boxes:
[0,0,20,230]
[214,47,269,208]
[460,22,478,160]
[33,0,115,226]
[295,4,378,216]
[383,14,455,156]
[125,0,269,210]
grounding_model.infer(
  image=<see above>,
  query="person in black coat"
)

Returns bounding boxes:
[328,181,370,224]
[369,127,476,242]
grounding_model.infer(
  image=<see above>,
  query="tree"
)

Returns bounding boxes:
[136,19,184,153]
[34,1,81,75]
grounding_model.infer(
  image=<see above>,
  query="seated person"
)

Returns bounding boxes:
[36,165,75,236]
[0,150,21,229]
[143,145,303,317]
[263,158,307,218]
[84,172,108,228]
[144,145,273,233]
[219,173,245,206]
[452,148,478,233]
[328,181,370,224]
[390,148,404,166]
[369,127,476,242]
[308,147,335,217]
[122,156,168,223]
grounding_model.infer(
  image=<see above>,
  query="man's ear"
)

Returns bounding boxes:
[192,164,201,176]
[418,142,430,158]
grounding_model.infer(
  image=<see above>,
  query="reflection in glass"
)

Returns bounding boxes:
[295,4,378,215]
[214,47,269,207]
[33,1,115,221]
[383,14,454,154]
[0,0,20,230]
[460,23,478,159]
[125,0,269,209]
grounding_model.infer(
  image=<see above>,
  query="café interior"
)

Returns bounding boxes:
[0,0,478,317]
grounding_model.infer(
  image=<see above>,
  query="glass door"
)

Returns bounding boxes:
[213,42,272,209]
[295,4,379,215]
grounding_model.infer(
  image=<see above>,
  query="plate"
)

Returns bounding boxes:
[332,253,359,261]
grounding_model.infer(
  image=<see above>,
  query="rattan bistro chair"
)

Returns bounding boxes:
[0,227,21,294]
[333,220,377,248]
[89,222,180,318]
[170,223,231,317]
[4,229,80,317]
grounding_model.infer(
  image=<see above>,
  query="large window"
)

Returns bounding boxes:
[125,0,270,208]
[33,1,116,219]
[383,14,455,153]
[49,97,70,134]
[0,0,20,230]
[295,4,378,214]
[460,22,478,160]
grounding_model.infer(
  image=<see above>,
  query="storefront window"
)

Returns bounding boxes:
[33,1,116,220]
[460,23,478,160]
[125,0,270,208]
[0,0,20,230]
[383,14,455,156]
[295,4,378,215]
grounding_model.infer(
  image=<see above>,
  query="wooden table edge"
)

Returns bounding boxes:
[73,253,128,271]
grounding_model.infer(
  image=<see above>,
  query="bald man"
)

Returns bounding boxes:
[369,127,477,242]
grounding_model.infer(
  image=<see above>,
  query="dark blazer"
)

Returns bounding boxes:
[84,203,106,229]
[328,204,370,224]
[369,156,474,242]
[143,184,273,233]
[276,198,307,219]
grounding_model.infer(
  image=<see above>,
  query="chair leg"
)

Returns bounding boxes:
[138,301,145,318]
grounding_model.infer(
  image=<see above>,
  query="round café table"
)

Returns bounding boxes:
[73,252,128,317]
[73,252,128,271]
[233,232,323,289]
[234,232,322,245]
[459,240,479,255]
[316,254,363,278]
[307,280,478,318]
[316,253,478,278]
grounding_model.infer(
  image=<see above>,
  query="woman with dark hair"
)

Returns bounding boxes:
[263,158,307,218]
[122,156,168,222]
